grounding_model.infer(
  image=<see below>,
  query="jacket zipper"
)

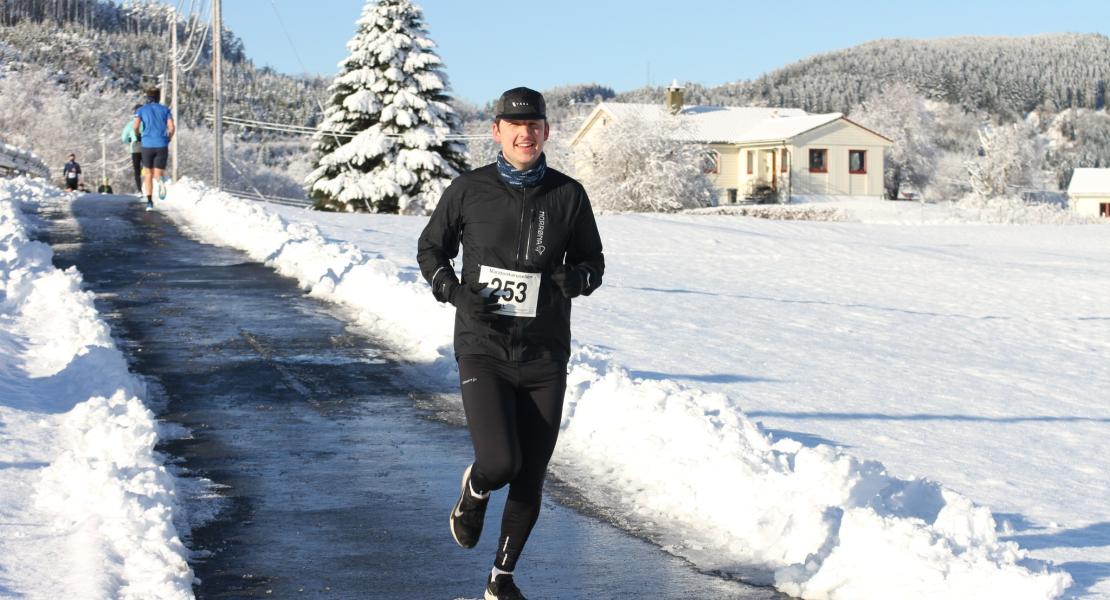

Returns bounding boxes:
[510,186,530,361]
[523,191,535,264]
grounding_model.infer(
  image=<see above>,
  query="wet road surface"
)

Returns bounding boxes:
[41,195,783,600]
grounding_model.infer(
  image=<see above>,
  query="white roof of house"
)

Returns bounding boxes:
[1067,168,1110,196]
[582,102,854,145]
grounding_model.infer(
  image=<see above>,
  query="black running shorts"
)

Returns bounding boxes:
[141,147,169,170]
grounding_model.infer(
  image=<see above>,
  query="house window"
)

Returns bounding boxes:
[746,151,754,175]
[809,148,827,173]
[702,150,720,174]
[728,188,738,204]
[780,148,788,173]
[849,149,867,174]
[1101,203,1110,218]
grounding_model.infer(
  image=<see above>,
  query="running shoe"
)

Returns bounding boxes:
[485,574,527,600]
[157,177,167,200]
[450,464,489,549]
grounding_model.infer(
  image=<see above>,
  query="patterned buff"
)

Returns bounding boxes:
[496,151,547,188]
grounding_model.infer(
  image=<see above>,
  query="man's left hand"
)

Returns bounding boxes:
[551,265,586,298]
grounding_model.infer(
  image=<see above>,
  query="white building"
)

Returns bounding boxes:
[1067,168,1110,218]
[570,84,892,204]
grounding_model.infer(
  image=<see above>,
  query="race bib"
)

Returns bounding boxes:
[67,170,77,178]
[478,265,540,318]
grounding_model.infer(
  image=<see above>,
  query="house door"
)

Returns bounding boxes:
[762,150,777,190]
[1101,203,1110,217]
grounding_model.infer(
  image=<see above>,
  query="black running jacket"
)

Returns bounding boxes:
[417,163,605,363]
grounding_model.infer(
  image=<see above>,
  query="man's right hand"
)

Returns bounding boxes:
[450,283,501,322]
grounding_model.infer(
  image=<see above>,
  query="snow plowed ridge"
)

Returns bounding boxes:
[1,177,193,600]
[160,178,1072,600]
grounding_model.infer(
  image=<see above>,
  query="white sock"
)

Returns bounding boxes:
[469,480,489,499]
[490,566,513,581]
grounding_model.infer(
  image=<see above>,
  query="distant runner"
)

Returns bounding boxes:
[97,177,113,194]
[133,87,174,211]
[417,87,605,600]
[62,153,81,192]
[121,104,144,193]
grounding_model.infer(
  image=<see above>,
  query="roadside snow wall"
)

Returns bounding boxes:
[0,177,193,600]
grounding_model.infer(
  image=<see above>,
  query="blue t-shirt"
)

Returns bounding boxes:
[135,103,173,148]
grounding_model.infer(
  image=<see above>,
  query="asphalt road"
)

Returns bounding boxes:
[41,194,784,600]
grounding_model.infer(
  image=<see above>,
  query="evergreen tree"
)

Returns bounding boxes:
[305,0,466,214]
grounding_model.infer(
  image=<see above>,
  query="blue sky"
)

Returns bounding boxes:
[216,0,1110,106]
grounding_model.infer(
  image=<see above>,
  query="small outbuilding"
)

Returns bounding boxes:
[1067,168,1110,218]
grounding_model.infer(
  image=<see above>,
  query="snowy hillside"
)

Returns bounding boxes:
[617,33,1110,118]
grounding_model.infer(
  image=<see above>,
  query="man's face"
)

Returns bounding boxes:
[492,119,549,170]
[68,155,75,161]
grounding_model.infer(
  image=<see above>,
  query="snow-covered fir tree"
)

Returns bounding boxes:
[305,0,466,214]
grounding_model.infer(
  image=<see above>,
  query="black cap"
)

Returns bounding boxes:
[494,87,546,121]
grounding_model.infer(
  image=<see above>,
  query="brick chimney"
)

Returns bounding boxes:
[665,80,684,114]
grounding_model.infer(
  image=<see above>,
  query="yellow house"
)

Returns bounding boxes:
[1067,168,1110,218]
[570,86,893,205]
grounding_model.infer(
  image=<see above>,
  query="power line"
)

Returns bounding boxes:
[207,114,490,141]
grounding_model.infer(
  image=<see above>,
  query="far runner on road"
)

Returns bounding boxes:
[418,87,606,600]
[62,153,81,192]
[133,87,174,211]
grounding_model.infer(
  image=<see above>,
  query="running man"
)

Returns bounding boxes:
[417,87,605,600]
[62,153,81,191]
[133,87,174,210]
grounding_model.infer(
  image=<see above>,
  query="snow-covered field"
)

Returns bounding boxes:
[0,178,192,599]
[4,173,1107,599]
[152,178,1106,599]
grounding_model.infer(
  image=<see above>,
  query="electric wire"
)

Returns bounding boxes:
[209,114,489,140]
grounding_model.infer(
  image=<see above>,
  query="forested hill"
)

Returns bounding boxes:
[617,33,1110,119]
[0,0,326,128]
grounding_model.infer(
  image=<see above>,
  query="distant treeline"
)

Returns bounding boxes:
[617,34,1110,120]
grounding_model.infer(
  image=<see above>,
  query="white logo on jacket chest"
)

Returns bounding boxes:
[534,211,546,256]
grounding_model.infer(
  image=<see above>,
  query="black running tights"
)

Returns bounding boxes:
[457,355,566,572]
[131,152,143,192]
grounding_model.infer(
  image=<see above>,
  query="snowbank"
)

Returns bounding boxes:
[0,177,193,599]
[159,178,1071,600]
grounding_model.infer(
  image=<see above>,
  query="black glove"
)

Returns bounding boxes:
[551,265,587,299]
[450,283,501,322]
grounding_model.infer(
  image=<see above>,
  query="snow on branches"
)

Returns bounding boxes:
[576,114,715,213]
[851,83,939,200]
[305,0,466,214]
[965,119,1044,200]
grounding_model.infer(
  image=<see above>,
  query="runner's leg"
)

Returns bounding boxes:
[141,148,155,197]
[131,152,142,192]
[458,356,521,493]
[494,358,566,572]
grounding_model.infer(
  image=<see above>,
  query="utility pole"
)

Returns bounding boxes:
[171,6,179,181]
[212,0,223,189]
[101,133,106,184]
